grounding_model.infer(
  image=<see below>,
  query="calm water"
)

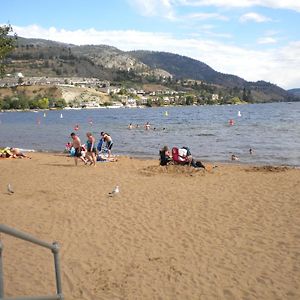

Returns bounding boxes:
[1,102,300,166]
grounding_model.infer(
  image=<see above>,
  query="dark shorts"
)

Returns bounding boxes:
[74,147,82,157]
[107,141,113,150]
[87,146,96,153]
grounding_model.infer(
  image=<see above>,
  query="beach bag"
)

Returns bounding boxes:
[70,147,75,157]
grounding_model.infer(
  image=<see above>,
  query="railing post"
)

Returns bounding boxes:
[0,239,4,298]
[52,242,63,300]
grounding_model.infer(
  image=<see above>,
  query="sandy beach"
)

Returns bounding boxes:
[1,153,300,300]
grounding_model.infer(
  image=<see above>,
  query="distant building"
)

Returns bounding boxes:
[212,94,219,101]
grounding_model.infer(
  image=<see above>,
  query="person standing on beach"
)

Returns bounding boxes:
[70,132,87,166]
[101,132,113,158]
[86,132,97,166]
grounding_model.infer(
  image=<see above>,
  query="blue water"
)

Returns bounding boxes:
[1,102,300,166]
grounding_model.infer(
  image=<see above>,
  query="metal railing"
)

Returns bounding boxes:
[0,224,63,300]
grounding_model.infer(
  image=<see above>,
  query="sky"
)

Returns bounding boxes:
[1,0,300,89]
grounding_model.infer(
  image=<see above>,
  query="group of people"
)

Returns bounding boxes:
[159,145,208,170]
[67,131,114,166]
[128,122,166,131]
[128,122,151,130]
[0,147,31,159]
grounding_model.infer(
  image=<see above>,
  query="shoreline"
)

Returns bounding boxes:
[0,101,290,114]
[3,148,300,168]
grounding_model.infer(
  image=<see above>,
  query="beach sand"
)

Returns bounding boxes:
[1,153,300,299]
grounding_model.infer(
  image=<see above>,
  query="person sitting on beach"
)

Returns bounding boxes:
[70,132,87,166]
[101,132,113,158]
[86,132,97,166]
[175,146,207,170]
[65,142,72,153]
[159,145,172,166]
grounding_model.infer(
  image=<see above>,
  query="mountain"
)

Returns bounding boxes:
[129,50,297,102]
[288,88,300,97]
[3,37,299,103]
[129,50,246,88]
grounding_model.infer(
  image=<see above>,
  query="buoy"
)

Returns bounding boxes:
[43,112,46,117]
[238,111,241,117]
[164,111,168,116]
[229,119,234,126]
[60,113,63,119]
[74,124,79,131]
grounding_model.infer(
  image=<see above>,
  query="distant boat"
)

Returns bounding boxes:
[60,113,63,119]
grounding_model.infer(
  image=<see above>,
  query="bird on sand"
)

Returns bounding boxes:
[108,185,119,197]
[7,183,14,194]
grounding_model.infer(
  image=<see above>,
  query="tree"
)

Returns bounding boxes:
[0,24,17,77]
[186,95,194,105]
[37,97,49,109]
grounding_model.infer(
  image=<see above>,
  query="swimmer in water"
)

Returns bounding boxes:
[231,154,239,161]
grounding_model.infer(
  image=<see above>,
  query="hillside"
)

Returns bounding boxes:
[2,37,299,103]
[129,50,246,88]
[129,50,295,102]
[288,88,300,97]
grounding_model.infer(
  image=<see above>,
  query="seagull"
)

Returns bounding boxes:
[7,183,14,194]
[108,185,119,197]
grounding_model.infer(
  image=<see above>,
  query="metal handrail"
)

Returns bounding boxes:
[0,224,63,300]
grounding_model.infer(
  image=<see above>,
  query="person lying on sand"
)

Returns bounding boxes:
[10,148,31,159]
[0,147,31,159]
[97,153,118,162]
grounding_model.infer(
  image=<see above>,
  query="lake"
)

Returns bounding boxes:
[1,102,300,166]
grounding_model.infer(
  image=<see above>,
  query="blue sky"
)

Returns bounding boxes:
[1,0,300,89]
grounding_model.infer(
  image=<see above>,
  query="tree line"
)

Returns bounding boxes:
[0,95,66,110]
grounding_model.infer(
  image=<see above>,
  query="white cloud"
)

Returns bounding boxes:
[186,12,229,21]
[176,0,300,12]
[257,37,277,44]
[12,24,300,89]
[239,12,272,23]
[127,0,175,19]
